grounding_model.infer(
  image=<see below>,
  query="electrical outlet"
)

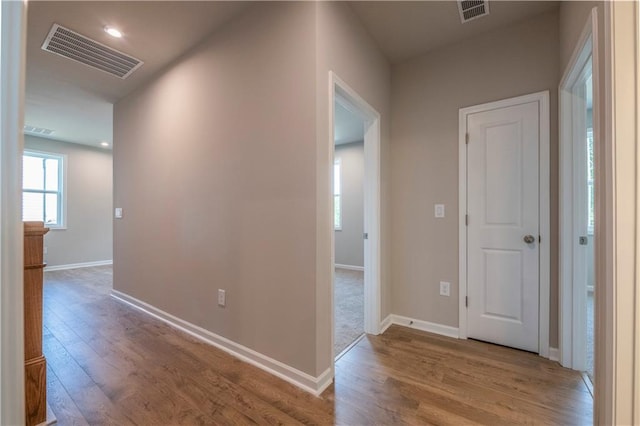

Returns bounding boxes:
[439,281,450,297]
[218,289,226,307]
[435,204,445,218]
[115,207,123,219]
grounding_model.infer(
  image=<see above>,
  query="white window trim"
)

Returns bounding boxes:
[333,158,342,231]
[23,149,67,229]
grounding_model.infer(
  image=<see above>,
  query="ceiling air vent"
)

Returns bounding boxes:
[41,23,143,79]
[458,0,490,23]
[24,125,54,137]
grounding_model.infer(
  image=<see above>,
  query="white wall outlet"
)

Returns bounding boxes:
[435,204,445,218]
[218,289,226,307]
[439,281,450,297]
[115,207,123,219]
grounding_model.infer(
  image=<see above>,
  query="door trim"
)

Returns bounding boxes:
[328,72,381,362]
[558,8,599,371]
[0,0,28,423]
[458,91,550,358]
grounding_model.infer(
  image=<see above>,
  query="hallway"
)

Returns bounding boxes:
[44,266,592,425]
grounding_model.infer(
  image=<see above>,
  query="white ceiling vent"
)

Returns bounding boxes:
[41,24,143,79]
[24,125,54,137]
[458,0,490,23]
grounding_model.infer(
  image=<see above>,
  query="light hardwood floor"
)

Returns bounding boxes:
[43,267,592,425]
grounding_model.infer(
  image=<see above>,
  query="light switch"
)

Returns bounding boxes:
[115,207,123,219]
[440,281,450,297]
[435,204,445,218]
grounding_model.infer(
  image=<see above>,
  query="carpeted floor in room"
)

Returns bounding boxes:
[334,268,364,356]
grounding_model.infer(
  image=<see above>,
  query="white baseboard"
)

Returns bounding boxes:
[45,259,112,272]
[111,290,332,396]
[390,314,460,339]
[549,347,560,362]
[334,264,364,272]
[379,314,393,334]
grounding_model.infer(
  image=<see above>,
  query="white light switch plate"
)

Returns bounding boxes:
[439,281,450,297]
[115,207,123,219]
[435,204,445,218]
[218,289,226,307]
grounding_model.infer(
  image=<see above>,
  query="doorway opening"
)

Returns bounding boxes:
[333,99,365,358]
[559,7,599,389]
[329,72,381,362]
[585,71,595,383]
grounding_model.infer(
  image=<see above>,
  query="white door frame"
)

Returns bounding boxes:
[458,91,550,358]
[328,71,381,362]
[558,8,599,371]
[599,1,640,422]
[0,0,28,424]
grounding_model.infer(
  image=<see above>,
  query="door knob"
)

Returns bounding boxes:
[523,235,535,244]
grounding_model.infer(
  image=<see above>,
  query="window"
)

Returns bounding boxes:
[587,129,594,234]
[22,151,65,228]
[334,159,341,230]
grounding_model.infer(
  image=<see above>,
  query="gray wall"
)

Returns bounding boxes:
[114,3,318,375]
[334,141,364,268]
[390,10,560,343]
[25,135,113,267]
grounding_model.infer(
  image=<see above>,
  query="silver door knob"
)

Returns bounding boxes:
[523,235,535,244]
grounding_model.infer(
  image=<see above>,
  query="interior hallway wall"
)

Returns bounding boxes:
[25,135,112,267]
[390,10,560,344]
[334,141,364,268]
[114,2,319,375]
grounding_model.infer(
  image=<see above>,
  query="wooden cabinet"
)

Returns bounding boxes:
[24,221,49,426]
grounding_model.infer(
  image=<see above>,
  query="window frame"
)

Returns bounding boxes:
[22,149,67,229]
[334,158,342,231]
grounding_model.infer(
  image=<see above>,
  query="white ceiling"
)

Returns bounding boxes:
[25,1,559,149]
[348,1,559,64]
[25,1,252,149]
[335,101,364,146]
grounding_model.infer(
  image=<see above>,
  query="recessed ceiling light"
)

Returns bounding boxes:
[104,26,122,38]
[100,142,110,147]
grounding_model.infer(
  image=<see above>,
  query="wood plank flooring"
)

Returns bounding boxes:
[43,266,592,425]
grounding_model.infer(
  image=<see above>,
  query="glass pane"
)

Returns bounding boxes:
[588,182,595,232]
[587,129,594,181]
[587,128,595,232]
[23,192,44,221]
[23,155,44,190]
[45,193,59,225]
[334,163,341,195]
[334,194,341,228]
[45,158,59,191]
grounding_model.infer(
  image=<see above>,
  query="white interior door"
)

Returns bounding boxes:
[467,100,540,352]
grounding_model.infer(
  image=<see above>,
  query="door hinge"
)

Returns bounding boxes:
[465,296,468,307]
[465,214,469,226]
[539,235,542,243]
[363,232,368,240]
[465,133,469,144]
